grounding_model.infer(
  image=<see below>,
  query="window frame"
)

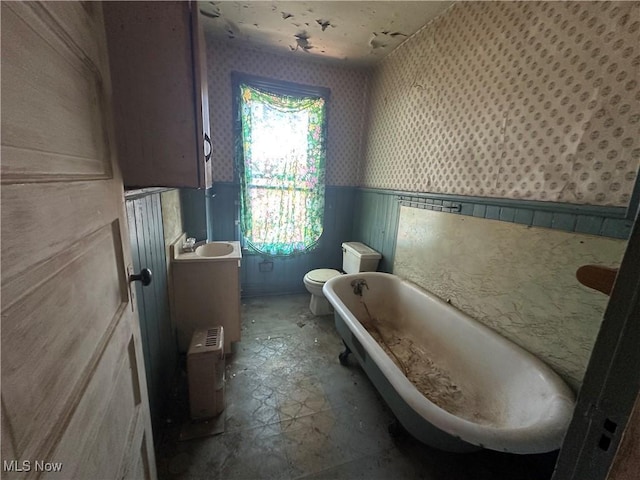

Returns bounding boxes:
[231,72,331,256]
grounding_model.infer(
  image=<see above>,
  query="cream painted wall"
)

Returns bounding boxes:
[205,38,370,186]
[161,190,183,245]
[161,189,184,266]
[393,206,627,390]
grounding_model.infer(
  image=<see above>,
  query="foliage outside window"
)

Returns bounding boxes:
[235,77,328,256]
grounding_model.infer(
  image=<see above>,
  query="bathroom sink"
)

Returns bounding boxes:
[196,242,234,258]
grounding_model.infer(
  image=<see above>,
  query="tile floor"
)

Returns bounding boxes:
[156,294,557,480]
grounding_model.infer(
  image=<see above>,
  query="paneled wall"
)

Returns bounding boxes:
[352,190,399,273]
[362,1,640,207]
[180,188,208,241]
[350,185,634,278]
[126,191,177,430]
[207,183,356,296]
[205,39,370,186]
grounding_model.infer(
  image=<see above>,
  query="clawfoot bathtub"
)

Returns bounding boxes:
[323,272,575,453]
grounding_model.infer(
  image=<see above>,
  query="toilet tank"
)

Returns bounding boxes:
[342,242,381,274]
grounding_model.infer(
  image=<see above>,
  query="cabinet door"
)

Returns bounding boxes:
[191,4,213,188]
[104,1,211,189]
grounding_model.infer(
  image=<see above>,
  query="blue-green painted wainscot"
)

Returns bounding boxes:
[193,183,357,297]
[184,183,634,298]
[125,190,177,433]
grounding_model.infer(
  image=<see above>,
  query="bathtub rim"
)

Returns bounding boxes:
[323,272,576,454]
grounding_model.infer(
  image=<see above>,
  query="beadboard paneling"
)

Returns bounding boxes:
[126,192,176,431]
[204,184,356,296]
[351,190,400,273]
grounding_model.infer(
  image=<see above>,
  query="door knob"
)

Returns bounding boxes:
[129,268,152,286]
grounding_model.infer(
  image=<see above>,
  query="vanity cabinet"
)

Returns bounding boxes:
[104,1,211,188]
[170,238,242,355]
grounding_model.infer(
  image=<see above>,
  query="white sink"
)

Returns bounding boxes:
[195,242,234,258]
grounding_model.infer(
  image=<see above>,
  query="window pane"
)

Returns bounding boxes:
[249,103,309,186]
[247,187,311,249]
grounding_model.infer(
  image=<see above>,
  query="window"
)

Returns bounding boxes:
[234,75,329,256]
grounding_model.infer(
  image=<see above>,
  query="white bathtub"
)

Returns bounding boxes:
[323,272,575,454]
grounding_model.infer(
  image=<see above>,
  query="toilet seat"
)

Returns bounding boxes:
[305,268,340,285]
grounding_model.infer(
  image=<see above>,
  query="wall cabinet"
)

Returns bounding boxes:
[104,1,211,189]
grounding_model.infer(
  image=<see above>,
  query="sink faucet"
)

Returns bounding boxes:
[182,237,196,253]
[351,279,369,296]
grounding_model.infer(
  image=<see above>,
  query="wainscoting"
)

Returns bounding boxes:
[196,183,356,296]
[125,190,177,431]
[188,183,633,297]
[351,187,635,275]
[352,189,400,273]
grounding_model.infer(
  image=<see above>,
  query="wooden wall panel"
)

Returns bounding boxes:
[351,186,636,275]
[126,192,176,430]
[208,183,239,242]
[352,190,399,273]
[181,188,208,241]
[205,185,357,297]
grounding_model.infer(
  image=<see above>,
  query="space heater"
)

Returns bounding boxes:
[187,326,225,419]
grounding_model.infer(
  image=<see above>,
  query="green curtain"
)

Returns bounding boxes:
[237,83,327,256]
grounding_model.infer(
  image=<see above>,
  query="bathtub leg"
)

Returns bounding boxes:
[388,418,408,440]
[338,342,351,366]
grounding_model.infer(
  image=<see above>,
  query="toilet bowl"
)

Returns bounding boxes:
[303,242,382,316]
[303,268,341,316]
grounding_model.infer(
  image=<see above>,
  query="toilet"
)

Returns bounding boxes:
[303,242,381,315]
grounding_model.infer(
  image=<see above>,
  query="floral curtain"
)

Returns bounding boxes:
[237,83,327,256]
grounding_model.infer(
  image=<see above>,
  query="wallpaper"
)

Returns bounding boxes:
[363,1,640,207]
[394,206,627,390]
[160,189,183,247]
[205,39,370,186]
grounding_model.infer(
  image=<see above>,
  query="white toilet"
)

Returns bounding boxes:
[303,242,381,315]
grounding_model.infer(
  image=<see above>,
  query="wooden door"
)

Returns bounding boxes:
[1,2,156,479]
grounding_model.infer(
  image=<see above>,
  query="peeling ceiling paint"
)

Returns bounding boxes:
[199,1,454,66]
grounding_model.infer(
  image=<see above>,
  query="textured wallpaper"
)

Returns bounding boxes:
[363,1,640,206]
[160,190,183,246]
[205,39,370,186]
[394,206,627,389]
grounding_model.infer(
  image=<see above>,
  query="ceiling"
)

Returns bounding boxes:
[198,1,454,66]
